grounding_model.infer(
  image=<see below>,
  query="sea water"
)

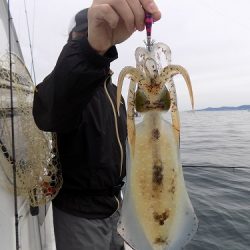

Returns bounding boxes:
[180,111,250,250]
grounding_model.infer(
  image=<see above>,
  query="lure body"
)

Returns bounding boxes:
[116,36,198,249]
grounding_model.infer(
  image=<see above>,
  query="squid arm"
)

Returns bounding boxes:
[116,66,145,115]
[116,67,145,155]
[153,42,172,65]
[135,47,148,72]
[159,65,194,109]
[159,65,194,145]
[167,79,181,146]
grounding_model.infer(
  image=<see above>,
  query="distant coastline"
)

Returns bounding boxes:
[196,105,250,111]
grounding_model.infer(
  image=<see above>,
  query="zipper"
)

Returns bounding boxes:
[104,74,124,213]
[104,75,124,177]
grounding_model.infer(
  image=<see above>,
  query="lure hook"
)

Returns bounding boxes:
[145,12,154,51]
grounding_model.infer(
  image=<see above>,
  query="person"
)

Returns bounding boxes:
[32,1,161,249]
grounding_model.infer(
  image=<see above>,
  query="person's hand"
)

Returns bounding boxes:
[87,0,161,55]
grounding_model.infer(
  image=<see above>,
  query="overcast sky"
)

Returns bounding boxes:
[10,0,250,110]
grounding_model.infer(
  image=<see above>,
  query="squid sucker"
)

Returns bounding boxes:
[116,41,198,250]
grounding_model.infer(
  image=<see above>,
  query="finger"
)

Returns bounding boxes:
[88,4,119,29]
[139,0,161,21]
[93,0,135,32]
[126,0,145,31]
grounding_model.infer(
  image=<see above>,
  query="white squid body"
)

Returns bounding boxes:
[117,43,198,250]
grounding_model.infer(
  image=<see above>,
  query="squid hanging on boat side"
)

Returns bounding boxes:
[116,13,198,250]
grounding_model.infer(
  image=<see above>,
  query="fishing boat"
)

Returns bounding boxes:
[0,0,56,249]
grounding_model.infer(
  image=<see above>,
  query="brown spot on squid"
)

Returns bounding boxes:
[153,209,170,226]
[152,163,163,185]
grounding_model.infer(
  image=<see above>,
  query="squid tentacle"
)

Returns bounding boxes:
[159,65,194,109]
[127,80,137,156]
[116,66,143,115]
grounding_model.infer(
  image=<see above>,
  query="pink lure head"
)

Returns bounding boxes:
[145,12,153,51]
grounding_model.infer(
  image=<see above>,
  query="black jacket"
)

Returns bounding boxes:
[33,37,127,219]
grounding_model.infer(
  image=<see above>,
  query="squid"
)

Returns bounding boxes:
[116,39,198,249]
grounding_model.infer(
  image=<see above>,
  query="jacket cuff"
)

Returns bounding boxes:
[77,37,118,68]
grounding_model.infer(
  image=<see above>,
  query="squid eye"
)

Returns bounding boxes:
[159,87,171,111]
[135,89,148,113]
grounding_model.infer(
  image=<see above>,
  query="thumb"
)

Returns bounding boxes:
[140,0,161,21]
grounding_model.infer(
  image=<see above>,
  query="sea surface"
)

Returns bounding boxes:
[179,111,250,250]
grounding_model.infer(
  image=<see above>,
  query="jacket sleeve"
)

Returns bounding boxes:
[32,37,118,133]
